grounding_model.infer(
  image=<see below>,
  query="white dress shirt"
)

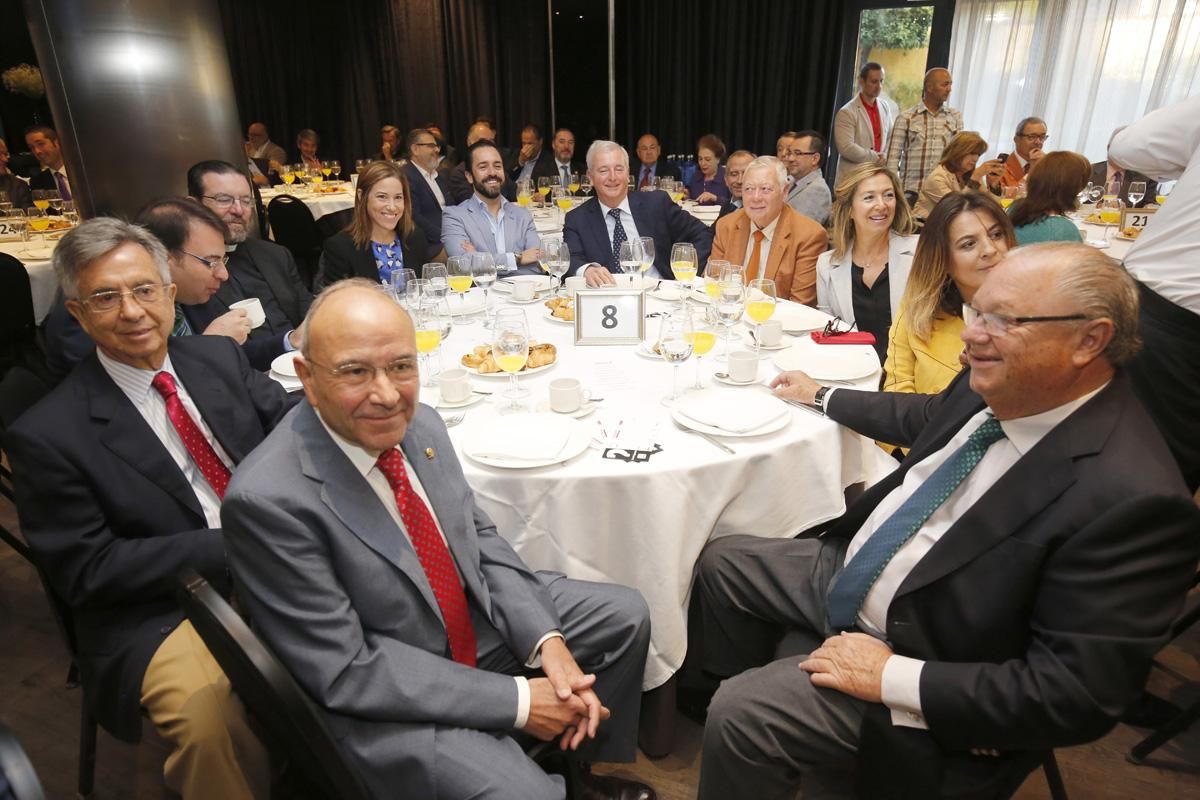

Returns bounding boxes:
[97,349,233,528]
[470,195,519,271]
[741,215,779,277]
[317,412,562,728]
[842,386,1105,729]
[1108,95,1200,315]
[416,164,447,208]
[600,197,662,279]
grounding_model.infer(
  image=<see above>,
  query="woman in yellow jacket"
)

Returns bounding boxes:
[883,189,1017,395]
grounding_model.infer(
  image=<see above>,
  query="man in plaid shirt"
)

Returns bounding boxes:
[886,68,963,202]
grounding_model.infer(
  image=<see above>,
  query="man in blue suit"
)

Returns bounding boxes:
[404,128,453,251]
[442,141,545,276]
[564,141,712,287]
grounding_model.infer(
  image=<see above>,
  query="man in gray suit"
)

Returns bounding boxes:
[442,141,546,275]
[833,62,895,184]
[221,280,654,800]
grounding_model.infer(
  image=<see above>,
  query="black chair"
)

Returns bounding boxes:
[266,195,323,290]
[175,569,370,800]
[0,723,47,800]
[0,253,47,381]
[0,365,53,564]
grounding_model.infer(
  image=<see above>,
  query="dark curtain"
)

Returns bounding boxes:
[615,0,845,159]
[216,0,549,168]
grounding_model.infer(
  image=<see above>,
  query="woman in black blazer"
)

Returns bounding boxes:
[315,160,440,291]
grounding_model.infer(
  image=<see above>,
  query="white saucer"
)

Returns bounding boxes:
[743,335,793,351]
[505,294,548,305]
[712,373,761,387]
[438,393,487,409]
[535,400,597,419]
[635,344,664,360]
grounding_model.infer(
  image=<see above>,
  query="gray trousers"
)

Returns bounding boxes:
[693,535,869,800]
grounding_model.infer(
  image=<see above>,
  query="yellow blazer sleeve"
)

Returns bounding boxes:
[883,303,920,394]
[884,308,966,396]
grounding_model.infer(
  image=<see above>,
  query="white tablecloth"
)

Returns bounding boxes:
[438,288,897,689]
[1,240,58,323]
[260,186,354,221]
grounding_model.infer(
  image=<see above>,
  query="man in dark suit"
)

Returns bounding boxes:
[6,218,298,798]
[403,128,453,253]
[447,120,517,205]
[222,280,654,800]
[690,242,1200,800]
[1090,158,1157,207]
[188,160,312,364]
[564,140,712,286]
[24,125,72,199]
[536,127,585,185]
[632,134,681,190]
[507,124,556,184]
[716,149,755,219]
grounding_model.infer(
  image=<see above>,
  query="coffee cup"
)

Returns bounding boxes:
[759,319,783,347]
[230,297,266,328]
[548,378,591,413]
[563,276,587,293]
[511,281,536,301]
[438,368,472,403]
[728,351,758,383]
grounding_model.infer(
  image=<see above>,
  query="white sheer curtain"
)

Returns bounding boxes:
[949,0,1200,161]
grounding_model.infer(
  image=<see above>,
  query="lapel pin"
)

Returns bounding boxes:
[424,447,435,460]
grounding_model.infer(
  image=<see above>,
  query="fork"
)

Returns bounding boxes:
[444,414,465,428]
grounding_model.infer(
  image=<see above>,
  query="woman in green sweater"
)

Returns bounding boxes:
[1009,150,1092,244]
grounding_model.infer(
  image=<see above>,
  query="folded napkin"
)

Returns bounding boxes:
[465,414,573,461]
[676,389,787,433]
[774,301,832,332]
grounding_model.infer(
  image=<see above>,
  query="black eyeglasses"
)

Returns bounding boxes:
[822,317,858,336]
[962,304,1087,337]
[181,250,230,271]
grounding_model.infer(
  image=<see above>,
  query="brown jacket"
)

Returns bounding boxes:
[710,205,828,305]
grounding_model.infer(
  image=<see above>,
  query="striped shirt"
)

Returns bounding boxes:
[886,103,964,195]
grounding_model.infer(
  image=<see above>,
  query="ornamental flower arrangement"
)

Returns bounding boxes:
[2,64,45,99]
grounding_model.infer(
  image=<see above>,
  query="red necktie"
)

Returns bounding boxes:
[151,372,231,499]
[746,229,765,282]
[639,167,651,189]
[376,449,477,666]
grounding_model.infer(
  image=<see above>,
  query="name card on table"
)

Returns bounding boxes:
[1119,206,1156,232]
[573,289,645,345]
[0,219,26,241]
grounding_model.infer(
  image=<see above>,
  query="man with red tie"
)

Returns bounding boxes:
[6,218,298,798]
[634,133,681,189]
[221,280,654,800]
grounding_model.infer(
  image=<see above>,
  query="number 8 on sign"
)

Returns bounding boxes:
[601,305,618,329]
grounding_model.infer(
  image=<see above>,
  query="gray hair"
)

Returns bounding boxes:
[743,156,789,190]
[299,278,394,357]
[1028,242,1141,365]
[586,140,629,172]
[53,217,171,300]
[1014,116,1047,137]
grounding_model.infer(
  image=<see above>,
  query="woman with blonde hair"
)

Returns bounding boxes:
[315,160,436,291]
[884,190,1016,395]
[913,131,1004,219]
[1009,150,1092,244]
[816,163,918,363]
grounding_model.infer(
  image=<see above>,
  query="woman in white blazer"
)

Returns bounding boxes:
[816,163,919,363]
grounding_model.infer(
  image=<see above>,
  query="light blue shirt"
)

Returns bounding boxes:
[600,197,662,280]
[469,195,519,270]
[517,151,541,183]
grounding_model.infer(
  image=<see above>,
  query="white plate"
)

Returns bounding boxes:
[671,406,790,438]
[543,307,575,325]
[535,400,598,419]
[505,294,549,305]
[447,293,487,316]
[772,346,880,381]
[712,372,761,387]
[647,282,695,302]
[270,352,299,377]
[462,360,557,379]
[772,302,833,333]
[438,392,487,409]
[462,415,592,469]
[494,275,554,294]
[635,343,665,360]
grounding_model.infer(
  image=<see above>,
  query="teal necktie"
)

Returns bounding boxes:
[172,305,194,337]
[826,416,1007,631]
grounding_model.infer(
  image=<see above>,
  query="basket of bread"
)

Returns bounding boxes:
[461,342,557,373]
[1118,226,1142,240]
[545,297,574,322]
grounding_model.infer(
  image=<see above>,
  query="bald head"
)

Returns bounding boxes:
[467,121,496,147]
[923,68,952,106]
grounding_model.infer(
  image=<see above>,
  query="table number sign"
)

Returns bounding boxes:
[0,218,25,241]
[1119,206,1156,232]
[574,288,645,345]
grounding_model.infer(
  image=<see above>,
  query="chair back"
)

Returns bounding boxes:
[266,195,322,289]
[175,569,369,800]
[0,723,47,800]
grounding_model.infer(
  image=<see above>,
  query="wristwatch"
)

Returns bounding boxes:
[812,386,830,415]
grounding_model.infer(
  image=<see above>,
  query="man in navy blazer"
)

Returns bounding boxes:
[404,128,453,251]
[564,140,712,286]
[6,218,298,798]
[633,134,682,190]
[442,141,545,275]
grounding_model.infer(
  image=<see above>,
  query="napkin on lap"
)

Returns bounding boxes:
[676,389,787,433]
[465,414,572,461]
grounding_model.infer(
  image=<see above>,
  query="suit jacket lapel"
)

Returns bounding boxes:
[765,218,792,282]
[171,342,251,463]
[84,356,206,520]
[584,200,613,266]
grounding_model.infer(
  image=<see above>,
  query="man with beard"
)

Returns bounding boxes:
[442,141,545,275]
[187,160,313,369]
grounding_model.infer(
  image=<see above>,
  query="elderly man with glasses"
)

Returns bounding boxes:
[6,218,299,799]
[187,159,313,369]
[689,242,1200,799]
[1001,116,1049,189]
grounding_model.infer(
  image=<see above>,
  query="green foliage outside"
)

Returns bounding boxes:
[859,7,934,51]
[888,79,923,113]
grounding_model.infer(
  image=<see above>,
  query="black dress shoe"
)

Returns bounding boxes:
[575,772,657,800]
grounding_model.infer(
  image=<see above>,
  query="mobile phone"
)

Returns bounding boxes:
[996,153,1009,162]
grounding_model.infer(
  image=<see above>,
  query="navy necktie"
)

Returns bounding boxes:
[825,416,1007,631]
[609,208,627,270]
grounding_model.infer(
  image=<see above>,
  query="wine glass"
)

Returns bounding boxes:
[31,190,52,212]
[321,160,334,181]
[543,238,570,298]
[62,201,80,227]
[618,239,642,286]
[471,251,498,323]
[552,186,572,225]
[405,278,431,310]
[1086,182,1104,204]
[688,312,717,389]
[492,311,531,411]
[1127,181,1146,208]
[330,160,342,183]
[658,312,694,406]
[423,262,450,297]
[568,173,581,195]
[516,178,534,208]
[0,211,29,253]
[47,190,64,213]
[579,176,593,197]
[389,268,417,304]
[1155,180,1175,205]
[26,208,50,236]
[670,242,698,305]
[280,165,296,186]
[442,258,473,323]
[355,159,369,175]
[637,236,656,291]
[999,185,1019,210]
[412,300,446,387]
[1075,182,1093,210]
[714,279,746,362]
[1097,190,1125,242]
[537,177,552,207]
[745,278,777,359]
